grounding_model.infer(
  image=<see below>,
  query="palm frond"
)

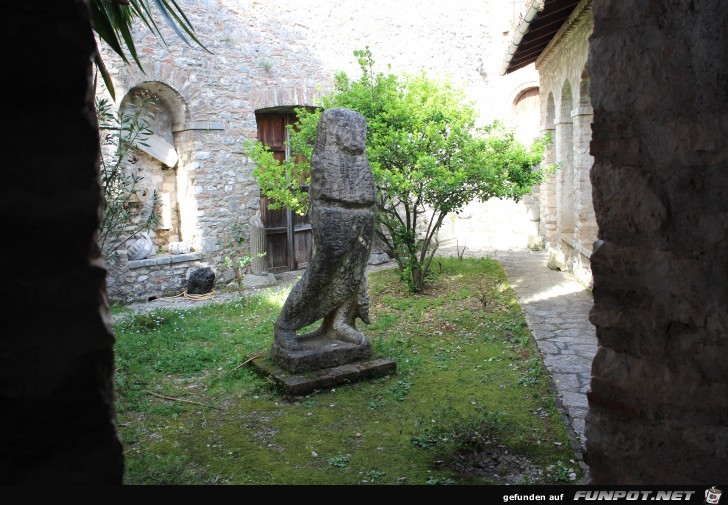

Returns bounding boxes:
[89,0,211,98]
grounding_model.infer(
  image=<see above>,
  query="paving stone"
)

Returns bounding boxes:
[572,418,586,442]
[561,391,590,410]
[551,373,581,393]
[554,328,590,338]
[543,354,593,373]
[498,248,597,453]
[536,341,562,354]
[570,343,599,353]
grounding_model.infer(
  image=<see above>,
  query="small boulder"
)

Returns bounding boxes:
[187,267,215,294]
[168,241,191,255]
[547,249,567,271]
[368,251,390,265]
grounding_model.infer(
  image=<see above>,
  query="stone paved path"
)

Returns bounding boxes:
[494,249,596,450]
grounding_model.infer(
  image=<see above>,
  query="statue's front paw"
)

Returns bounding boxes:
[274,329,301,351]
[335,326,371,348]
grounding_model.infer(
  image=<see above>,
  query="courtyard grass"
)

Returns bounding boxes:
[113,257,581,485]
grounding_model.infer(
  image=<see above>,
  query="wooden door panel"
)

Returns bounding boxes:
[256,115,287,149]
[293,226,312,268]
[256,111,313,272]
[260,197,287,228]
[265,230,289,273]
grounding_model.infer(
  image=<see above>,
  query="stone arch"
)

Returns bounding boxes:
[108,60,198,119]
[579,65,591,107]
[510,83,540,145]
[545,92,556,130]
[510,80,539,105]
[560,79,574,122]
[509,84,542,241]
[537,92,558,246]
[118,81,194,254]
[134,80,190,125]
[249,84,327,112]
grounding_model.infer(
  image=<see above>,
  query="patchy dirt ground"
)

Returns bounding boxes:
[450,448,546,484]
[449,442,580,484]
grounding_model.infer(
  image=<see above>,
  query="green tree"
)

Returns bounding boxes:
[243,109,319,216]
[247,48,549,293]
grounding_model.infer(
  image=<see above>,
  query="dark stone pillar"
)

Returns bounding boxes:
[586,0,728,483]
[0,1,124,483]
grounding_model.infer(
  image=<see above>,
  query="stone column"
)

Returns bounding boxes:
[538,127,558,246]
[249,212,268,275]
[587,0,728,484]
[572,105,596,254]
[555,118,575,242]
[0,1,123,483]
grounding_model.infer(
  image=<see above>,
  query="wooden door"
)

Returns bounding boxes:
[256,112,312,273]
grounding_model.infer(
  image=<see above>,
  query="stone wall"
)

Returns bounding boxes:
[586,0,728,483]
[534,1,596,287]
[98,0,541,302]
[108,252,205,303]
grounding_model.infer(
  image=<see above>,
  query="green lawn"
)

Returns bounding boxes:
[113,257,581,485]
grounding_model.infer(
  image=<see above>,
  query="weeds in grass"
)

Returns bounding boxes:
[427,476,457,485]
[412,405,507,453]
[550,460,577,482]
[363,469,386,483]
[517,357,545,386]
[327,455,350,467]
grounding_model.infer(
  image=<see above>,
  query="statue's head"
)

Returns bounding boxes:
[318,108,366,155]
[309,107,374,206]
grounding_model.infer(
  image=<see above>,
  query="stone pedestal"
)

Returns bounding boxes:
[270,336,372,373]
[251,353,396,396]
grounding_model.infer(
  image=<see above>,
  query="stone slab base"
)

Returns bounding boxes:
[250,353,397,396]
[270,337,372,373]
[243,273,277,289]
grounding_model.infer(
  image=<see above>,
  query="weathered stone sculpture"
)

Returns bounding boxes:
[127,231,156,260]
[271,108,375,372]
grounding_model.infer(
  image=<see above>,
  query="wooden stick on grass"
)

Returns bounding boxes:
[229,351,264,373]
[145,391,221,410]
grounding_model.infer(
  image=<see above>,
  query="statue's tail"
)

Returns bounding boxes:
[357,276,370,325]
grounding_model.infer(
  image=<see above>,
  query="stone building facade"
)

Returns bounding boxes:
[501,0,727,483]
[98,0,541,303]
[502,0,597,288]
[536,1,596,288]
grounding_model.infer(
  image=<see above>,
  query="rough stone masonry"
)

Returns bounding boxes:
[271,108,375,373]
